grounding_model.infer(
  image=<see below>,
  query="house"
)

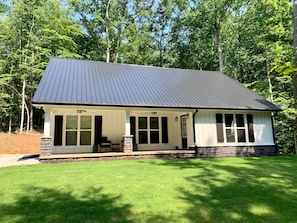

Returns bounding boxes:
[33,57,281,158]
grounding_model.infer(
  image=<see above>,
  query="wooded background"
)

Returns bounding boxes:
[0,0,295,154]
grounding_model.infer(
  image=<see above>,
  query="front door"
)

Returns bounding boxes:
[181,115,187,148]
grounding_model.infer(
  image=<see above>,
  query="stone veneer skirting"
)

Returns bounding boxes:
[193,145,276,158]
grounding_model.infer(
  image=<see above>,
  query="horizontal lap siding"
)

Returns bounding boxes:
[195,110,274,147]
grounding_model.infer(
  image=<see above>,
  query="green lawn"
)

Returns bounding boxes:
[0,156,297,223]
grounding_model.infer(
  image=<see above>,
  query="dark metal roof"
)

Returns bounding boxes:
[32,57,281,111]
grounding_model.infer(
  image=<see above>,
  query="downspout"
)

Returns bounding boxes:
[271,111,278,154]
[193,109,198,156]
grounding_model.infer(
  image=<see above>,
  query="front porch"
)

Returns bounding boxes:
[39,149,196,162]
[41,106,196,155]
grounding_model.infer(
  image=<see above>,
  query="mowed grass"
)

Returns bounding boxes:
[0,156,297,223]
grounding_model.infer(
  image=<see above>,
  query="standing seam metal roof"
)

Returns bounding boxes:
[32,57,281,111]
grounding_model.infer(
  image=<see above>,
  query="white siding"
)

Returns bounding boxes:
[195,110,275,147]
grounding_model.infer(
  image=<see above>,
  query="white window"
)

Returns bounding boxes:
[65,115,92,146]
[216,113,254,143]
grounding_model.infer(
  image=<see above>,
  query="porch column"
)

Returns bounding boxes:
[123,109,133,153]
[41,107,52,156]
[125,109,131,135]
[43,107,51,137]
[123,135,133,153]
[40,137,52,156]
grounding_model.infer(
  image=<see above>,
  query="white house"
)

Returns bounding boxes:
[33,58,281,158]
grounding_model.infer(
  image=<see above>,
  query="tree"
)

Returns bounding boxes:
[0,0,81,132]
[293,0,297,154]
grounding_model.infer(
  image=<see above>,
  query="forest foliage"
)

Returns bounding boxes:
[0,0,295,153]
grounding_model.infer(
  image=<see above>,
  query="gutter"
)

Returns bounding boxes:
[192,109,199,156]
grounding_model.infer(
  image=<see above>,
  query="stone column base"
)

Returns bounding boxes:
[123,135,133,153]
[40,137,53,156]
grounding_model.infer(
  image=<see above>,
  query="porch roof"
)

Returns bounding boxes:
[33,58,281,111]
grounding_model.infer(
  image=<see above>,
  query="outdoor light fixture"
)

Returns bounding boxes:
[76,110,86,113]
[151,112,157,115]
[175,116,178,122]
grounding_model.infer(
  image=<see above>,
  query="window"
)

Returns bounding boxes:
[138,117,148,144]
[236,114,246,142]
[65,115,92,146]
[225,114,235,142]
[138,117,162,144]
[216,114,254,143]
[80,116,92,145]
[66,116,78,146]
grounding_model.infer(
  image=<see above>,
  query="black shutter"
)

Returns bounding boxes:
[247,114,255,142]
[94,116,103,145]
[54,116,63,146]
[130,116,136,144]
[161,117,168,143]
[216,114,224,143]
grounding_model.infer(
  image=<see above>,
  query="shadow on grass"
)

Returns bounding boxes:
[155,156,297,222]
[0,186,133,223]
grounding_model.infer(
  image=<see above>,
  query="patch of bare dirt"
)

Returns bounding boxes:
[0,132,42,154]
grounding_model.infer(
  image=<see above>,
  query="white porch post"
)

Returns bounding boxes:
[43,107,51,137]
[125,109,131,135]
[123,109,133,153]
[41,107,53,156]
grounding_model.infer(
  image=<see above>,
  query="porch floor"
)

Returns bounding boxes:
[40,150,196,162]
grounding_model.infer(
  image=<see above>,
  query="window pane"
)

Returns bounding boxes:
[225,114,234,127]
[139,131,148,144]
[150,117,159,129]
[81,116,91,129]
[80,131,91,145]
[226,129,235,142]
[66,116,78,129]
[66,131,77,145]
[139,117,147,129]
[247,114,255,142]
[237,129,246,142]
[150,131,159,144]
[216,114,224,143]
[236,114,245,127]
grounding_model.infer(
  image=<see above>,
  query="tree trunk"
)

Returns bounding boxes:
[113,20,123,63]
[8,115,12,134]
[265,58,274,103]
[215,23,223,72]
[24,97,29,134]
[105,0,111,63]
[0,107,2,132]
[29,50,34,131]
[239,63,244,83]
[293,0,297,154]
[20,79,26,134]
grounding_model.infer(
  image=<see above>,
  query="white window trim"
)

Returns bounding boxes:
[63,115,93,147]
[222,114,249,144]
